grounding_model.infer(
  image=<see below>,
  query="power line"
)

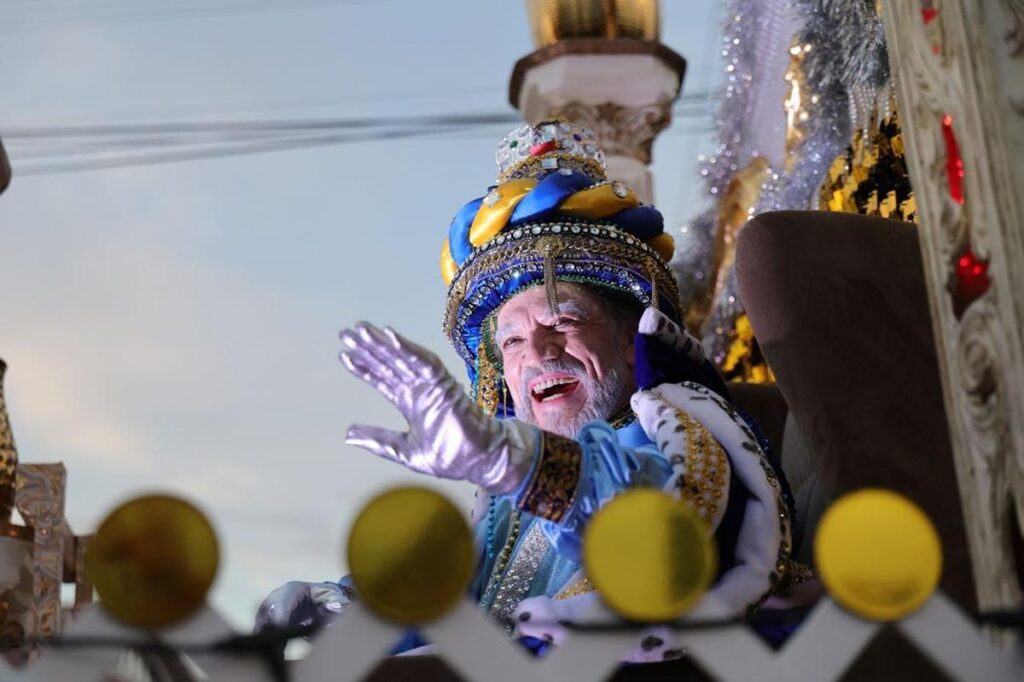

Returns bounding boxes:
[2,93,712,141]
[11,124,486,176]
[2,112,523,140]
[10,119,714,177]
[3,97,715,176]
[0,0,394,35]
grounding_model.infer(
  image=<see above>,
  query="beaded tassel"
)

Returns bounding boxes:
[475,350,499,417]
[536,236,564,317]
[646,258,660,313]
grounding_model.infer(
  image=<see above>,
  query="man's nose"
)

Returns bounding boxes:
[524,329,563,364]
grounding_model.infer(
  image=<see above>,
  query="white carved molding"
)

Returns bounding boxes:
[880,0,1024,614]
[509,40,685,203]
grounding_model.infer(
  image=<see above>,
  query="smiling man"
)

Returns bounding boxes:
[496,284,637,439]
[256,121,796,659]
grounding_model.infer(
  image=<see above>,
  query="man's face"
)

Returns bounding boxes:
[494,283,636,438]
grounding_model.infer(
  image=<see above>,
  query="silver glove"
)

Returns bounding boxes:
[254,580,354,635]
[338,322,539,495]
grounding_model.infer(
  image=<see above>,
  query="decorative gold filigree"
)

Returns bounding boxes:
[15,464,66,639]
[519,432,582,523]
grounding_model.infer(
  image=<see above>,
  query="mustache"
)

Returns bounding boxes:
[519,358,587,391]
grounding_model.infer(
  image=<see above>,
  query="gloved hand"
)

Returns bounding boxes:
[338,322,539,495]
[254,580,355,635]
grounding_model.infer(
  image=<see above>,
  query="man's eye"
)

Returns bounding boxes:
[554,317,577,328]
[501,337,523,349]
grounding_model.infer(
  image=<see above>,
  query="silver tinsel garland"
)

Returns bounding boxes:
[672,0,893,366]
[758,0,889,213]
[671,0,792,342]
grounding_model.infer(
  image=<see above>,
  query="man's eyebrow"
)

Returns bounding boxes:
[554,300,590,318]
[493,321,520,344]
[493,300,591,344]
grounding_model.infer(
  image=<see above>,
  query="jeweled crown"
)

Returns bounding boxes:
[496,119,607,184]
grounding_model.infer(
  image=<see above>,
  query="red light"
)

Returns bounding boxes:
[940,114,965,204]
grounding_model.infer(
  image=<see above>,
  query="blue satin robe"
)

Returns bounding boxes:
[472,419,750,615]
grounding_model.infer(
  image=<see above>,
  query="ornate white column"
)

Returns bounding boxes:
[511,1,685,203]
[880,1,1024,613]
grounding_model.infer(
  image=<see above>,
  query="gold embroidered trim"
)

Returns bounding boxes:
[519,432,582,523]
[475,347,500,417]
[607,404,637,429]
[684,382,793,604]
[554,575,595,601]
[668,408,729,526]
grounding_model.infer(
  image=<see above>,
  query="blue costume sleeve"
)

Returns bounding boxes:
[514,421,671,561]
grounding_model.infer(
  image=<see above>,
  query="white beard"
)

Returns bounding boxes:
[513,359,631,439]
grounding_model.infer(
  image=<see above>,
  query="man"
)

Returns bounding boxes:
[257,121,794,658]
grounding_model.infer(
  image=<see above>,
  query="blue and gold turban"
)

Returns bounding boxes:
[442,120,682,415]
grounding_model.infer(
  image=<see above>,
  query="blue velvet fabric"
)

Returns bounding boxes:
[633,332,733,398]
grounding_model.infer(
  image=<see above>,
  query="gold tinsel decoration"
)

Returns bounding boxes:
[689,158,770,334]
[718,90,917,385]
[721,314,775,384]
[703,159,774,385]
[783,41,815,174]
[819,105,917,223]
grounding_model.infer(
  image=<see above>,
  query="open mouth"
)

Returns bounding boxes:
[529,375,581,403]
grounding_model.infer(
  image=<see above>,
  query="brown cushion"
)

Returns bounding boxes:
[727,381,788,458]
[735,210,975,612]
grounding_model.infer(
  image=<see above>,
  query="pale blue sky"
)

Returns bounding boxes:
[0,0,723,629]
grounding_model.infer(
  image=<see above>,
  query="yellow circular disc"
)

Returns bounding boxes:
[347,486,474,625]
[583,489,717,622]
[815,488,942,621]
[86,494,219,629]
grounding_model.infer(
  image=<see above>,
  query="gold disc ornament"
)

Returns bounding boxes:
[86,494,219,628]
[347,486,474,625]
[815,488,942,621]
[583,488,716,621]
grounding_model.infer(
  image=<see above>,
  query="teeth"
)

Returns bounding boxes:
[531,377,578,397]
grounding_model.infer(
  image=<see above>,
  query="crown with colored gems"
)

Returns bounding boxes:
[496,119,607,184]
[440,121,682,418]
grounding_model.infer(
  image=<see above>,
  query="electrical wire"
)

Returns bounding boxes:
[2,95,713,176]
[11,124,477,175]
[0,0,395,35]
[2,92,711,140]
